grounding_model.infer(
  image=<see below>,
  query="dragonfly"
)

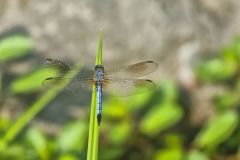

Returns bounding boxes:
[42,59,158,125]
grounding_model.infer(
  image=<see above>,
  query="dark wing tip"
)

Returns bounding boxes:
[146,60,154,63]
[141,61,158,71]
[45,77,53,80]
[146,60,158,67]
[42,77,62,87]
[42,77,53,86]
[145,79,153,82]
[136,79,156,86]
[142,79,157,90]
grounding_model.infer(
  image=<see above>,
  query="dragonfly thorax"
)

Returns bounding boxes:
[94,65,104,83]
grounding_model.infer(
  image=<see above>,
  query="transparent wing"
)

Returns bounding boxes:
[42,58,94,78]
[42,77,156,96]
[104,61,158,79]
[42,59,73,75]
[41,59,157,96]
[42,59,95,95]
[42,77,94,96]
[102,79,156,96]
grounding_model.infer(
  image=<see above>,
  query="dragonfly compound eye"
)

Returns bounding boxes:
[94,65,104,71]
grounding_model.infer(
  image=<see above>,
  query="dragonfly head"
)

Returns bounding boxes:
[94,65,104,71]
[94,65,104,81]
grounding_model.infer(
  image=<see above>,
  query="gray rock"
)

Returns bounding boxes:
[0,0,240,74]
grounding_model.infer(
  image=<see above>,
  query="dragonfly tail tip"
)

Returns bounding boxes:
[97,114,101,126]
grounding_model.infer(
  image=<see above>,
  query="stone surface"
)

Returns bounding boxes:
[0,0,240,79]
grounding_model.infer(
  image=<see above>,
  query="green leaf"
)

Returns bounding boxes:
[0,145,28,159]
[2,62,82,144]
[103,98,127,119]
[0,118,10,131]
[160,80,178,103]
[87,31,102,160]
[108,121,131,145]
[195,111,238,148]
[140,102,183,136]
[122,91,154,111]
[222,36,240,60]
[163,134,183,148]
[58,121,88,152]
[25,127,49,159]
[0,35,33,62]
[186,150,209,160]
[10,67,59,93]
[95,32,102,65]
[197,59,237,82]
[154,148,183,160]
[234,78,240,93]
[58,154,79,160]
[100,147,125,160]
[213,92,239,110]
[222,45,238,61]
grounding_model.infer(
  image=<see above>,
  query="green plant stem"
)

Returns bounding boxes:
[1,63,82,146]
[87,32,102,160]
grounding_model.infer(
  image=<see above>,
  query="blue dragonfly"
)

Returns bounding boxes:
[42,59,158,125]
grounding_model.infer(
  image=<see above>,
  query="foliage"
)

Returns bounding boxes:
[0,35,33,62]
[0,33,239,160]
[87,31,102,160]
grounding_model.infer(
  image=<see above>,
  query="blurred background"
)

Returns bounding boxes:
[0,0,240,160]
